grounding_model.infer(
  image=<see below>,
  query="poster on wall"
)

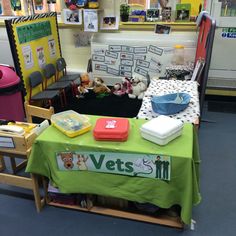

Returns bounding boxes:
[63,9,82,25]
[83,9,98,32]
[22,45,34,69]
[100,16,119,30]
[48,38,56,57]
[36,46,46,68]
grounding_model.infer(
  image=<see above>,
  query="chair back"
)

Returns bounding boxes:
[56,58,67,73]
[29,71,44,88]
[44,63,57,79]
[44,63,57,87]
[24,101,54,123]
[29,71,44,101]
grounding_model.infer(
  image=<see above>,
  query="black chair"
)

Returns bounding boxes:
[44,63,72,106]
[56,58,81,96]
[28,71,61,107]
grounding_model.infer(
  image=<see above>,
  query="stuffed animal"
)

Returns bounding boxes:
[80,73,91,87]
[76,73,92,98]
[128,76,147,99]
[112,83,126,96]
[122,77,132,94]
[92,77,111,95]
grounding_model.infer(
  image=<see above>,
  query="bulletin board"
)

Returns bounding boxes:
[5,12,62,100]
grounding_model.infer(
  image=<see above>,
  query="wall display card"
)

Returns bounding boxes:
[148,45,163,56]
[134,67,149,77]
[107,67,119,76]
[83,9,98,32]
[120,53,134,61]
[134,47,147,54]
[48,38,56,58]
[63,9,82,25]
[120,71,132,77]
[164,47,175,54]
[100,16,119,30]
[105,57,116,65]
[92,54,105,62]
[119,65,132,72]
[134,54,146,60]
[36,46,46,68]
[0,136,15,148]
[95,64,107,71]
[136,59,150,68]
[105,50,118,59]
[56,151,171,180]
[149,57,162,73]
[121,46,134,53]
[121,59,134,66]
[93,49,105,54]
[109,45,122,52]
[22,45,34,69]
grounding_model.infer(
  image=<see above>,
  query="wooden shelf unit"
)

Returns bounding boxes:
[47,201,184,229]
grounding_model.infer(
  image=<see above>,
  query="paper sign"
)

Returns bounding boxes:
[148,45,163,56]
[56,151,171,180]
[36,46,46,68]
[48,39,56,58]
[22,45,34,69]
[83,9,98,32]
[0,136,14,148]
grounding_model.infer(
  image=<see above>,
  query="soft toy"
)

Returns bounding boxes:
[128,75,147,99]
[122,77,132,94]
[112,83,126,96]
[76,73,92,98]
[92,77,111,95]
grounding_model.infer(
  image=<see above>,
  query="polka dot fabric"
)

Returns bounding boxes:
[137,79,200,124]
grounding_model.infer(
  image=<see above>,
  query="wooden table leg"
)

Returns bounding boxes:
[31,173,45,212]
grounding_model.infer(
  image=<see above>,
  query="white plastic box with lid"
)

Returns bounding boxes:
[140,115,183,146]
[90,31,196,85]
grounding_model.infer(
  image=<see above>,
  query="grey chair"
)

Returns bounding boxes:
[44,63,72,106]
[56,57,81,96]
[29,71,61,107]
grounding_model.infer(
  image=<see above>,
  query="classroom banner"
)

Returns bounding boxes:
[5,12,61,100]
[56,151,171,180]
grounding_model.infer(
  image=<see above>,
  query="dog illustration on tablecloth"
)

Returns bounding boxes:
[60,152,74,169]
[77,154,88,170]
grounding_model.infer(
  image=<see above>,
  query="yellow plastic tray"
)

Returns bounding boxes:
[51,110,92,137]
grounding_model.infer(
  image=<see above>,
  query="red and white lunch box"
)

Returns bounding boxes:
[93,117,130,141]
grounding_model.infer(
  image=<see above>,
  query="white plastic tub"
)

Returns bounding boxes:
[140,115,183,145]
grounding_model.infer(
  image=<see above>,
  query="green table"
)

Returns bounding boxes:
[26,115,201,225]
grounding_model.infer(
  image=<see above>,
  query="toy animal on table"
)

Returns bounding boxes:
[128,75,147,99]
[92,77,111,97]
[112,77,132,96]
[77,73,92,98]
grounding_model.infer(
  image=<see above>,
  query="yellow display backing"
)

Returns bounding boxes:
[7,13,61,100]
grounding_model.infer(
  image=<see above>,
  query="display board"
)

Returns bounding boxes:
[91,31,196,85]
[5,12,62,100]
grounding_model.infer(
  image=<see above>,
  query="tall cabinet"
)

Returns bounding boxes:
[206,0,236,92]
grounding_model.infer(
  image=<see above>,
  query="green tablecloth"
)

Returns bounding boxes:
[26,116,201,225]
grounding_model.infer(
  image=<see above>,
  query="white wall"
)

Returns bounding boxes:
[0,27,14,66]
